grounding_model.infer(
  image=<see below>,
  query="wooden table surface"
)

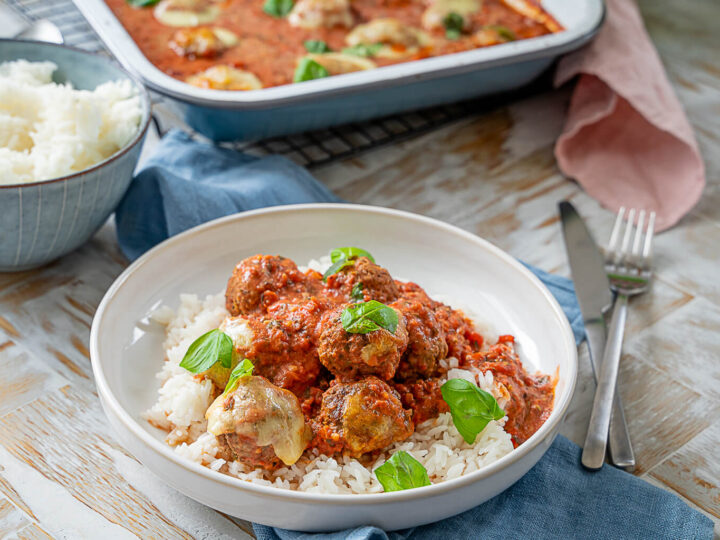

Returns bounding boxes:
[1,0,719,537]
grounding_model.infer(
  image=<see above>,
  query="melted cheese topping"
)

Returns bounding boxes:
[154,0,221,28]
[288,0,353,29]
[305,53,376,75]
[421,0,481,31]
[346,18,431,58]
[186,65,263,90]
[205,376,311,465]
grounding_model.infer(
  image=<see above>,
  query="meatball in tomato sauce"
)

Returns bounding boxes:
[225,255,321,316]
[317,305,408,381]
[391,297,447,380]
[312,376,413,456]
[326,256,399,303]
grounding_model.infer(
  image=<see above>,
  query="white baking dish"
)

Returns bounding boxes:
[75,0,604,140]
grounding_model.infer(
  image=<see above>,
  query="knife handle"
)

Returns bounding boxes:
[608,391,635,470]
[585,322,636,470]
[582,294,628,470]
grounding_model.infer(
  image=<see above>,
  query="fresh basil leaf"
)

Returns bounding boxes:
[293,58,330,83]
[441,378,505,444]
[263,0,294,18]
[323,247,375,281]
[180,329,233,374]
[489,25,516,41]
[443,12,464,40]
[126,0,160,6]
[330,247,375,264]
[375,451,431,492]
[350,282,364,301]
[304,40,332,53]
[341,300,398,334]
[223,358,255,395]
[322,259,355,281]
[341,43,383,57]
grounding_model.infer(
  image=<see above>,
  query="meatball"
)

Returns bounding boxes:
[217,433,283,470]
[312,377,414,456]
[391,298,447,380]
[326,257,399,304]
[393,378,449,425]
[317,305,408,381]
[243,298,327,396]
[225,255,320,316]
[433,304,483,362]
[206,375,312,469]
[396,280,481,364]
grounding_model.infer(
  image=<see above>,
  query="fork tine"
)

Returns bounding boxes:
[608,207,626,252]
[643,211,656,258]
[632,210,646,255]
[620,208,636,257]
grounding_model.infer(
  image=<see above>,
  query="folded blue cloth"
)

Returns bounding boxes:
[115,131,713,540]
[116,130,341,261]
[254,434,712,540]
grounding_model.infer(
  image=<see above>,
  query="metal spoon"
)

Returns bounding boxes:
[14,19,64,44]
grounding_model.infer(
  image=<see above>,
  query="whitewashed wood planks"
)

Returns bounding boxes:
[0,0,719,537]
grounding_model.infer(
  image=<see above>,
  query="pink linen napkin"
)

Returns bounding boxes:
[554,0,705,231]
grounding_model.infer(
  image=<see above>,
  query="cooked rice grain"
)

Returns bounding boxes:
[146,282,514,493]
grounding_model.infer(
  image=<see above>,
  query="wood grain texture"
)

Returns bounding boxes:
[650,420,720,520]
[0,0,719,537]
[0,346,68,417]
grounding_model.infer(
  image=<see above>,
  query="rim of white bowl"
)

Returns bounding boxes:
[0,38,152,189]
[90,203,578,504]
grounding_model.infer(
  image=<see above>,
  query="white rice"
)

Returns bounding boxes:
[145,262,515,494]
[0,60,142,184]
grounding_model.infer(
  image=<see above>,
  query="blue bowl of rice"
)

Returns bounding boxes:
[0,39,151,271]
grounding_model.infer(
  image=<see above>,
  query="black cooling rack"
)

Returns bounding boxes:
[6,0,545,168]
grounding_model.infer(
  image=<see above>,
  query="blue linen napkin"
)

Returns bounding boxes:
[116,130,341,261]
[114,131,713,540]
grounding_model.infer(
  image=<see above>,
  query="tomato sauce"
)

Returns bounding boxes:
[105,0,559,88]
[223,254,555,457]
[468,338,555,446]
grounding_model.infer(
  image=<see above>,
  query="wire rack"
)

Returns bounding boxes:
[6,0,542,168]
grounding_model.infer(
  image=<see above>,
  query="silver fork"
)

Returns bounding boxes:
[582,207,656,470]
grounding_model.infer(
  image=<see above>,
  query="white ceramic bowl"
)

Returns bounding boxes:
[90,204,577,532]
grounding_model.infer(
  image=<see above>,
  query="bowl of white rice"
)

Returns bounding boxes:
[0,39,150,271]
[90,204,578,532]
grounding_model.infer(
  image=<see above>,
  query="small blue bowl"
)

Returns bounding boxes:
[0,39,151,271]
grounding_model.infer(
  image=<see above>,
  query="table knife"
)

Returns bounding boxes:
[559,201,635,470]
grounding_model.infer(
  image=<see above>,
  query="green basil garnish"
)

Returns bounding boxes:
[223,358,255,395]
[341,300,398,334]
[375,451,431,492]
[293,58,330,83]
[304,40,332,53]
[440,378,505,444]
[350,282,364,301]
[443,12,464,40]
[126,0,160,6]
[489,25,516,41]
[331,247,375,263]
[341,43,383,57]
[179,329,233,374]
[322,247,375,281]
[263,0,294,17]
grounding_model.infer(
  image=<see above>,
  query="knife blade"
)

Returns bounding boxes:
[559,201,635,470]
